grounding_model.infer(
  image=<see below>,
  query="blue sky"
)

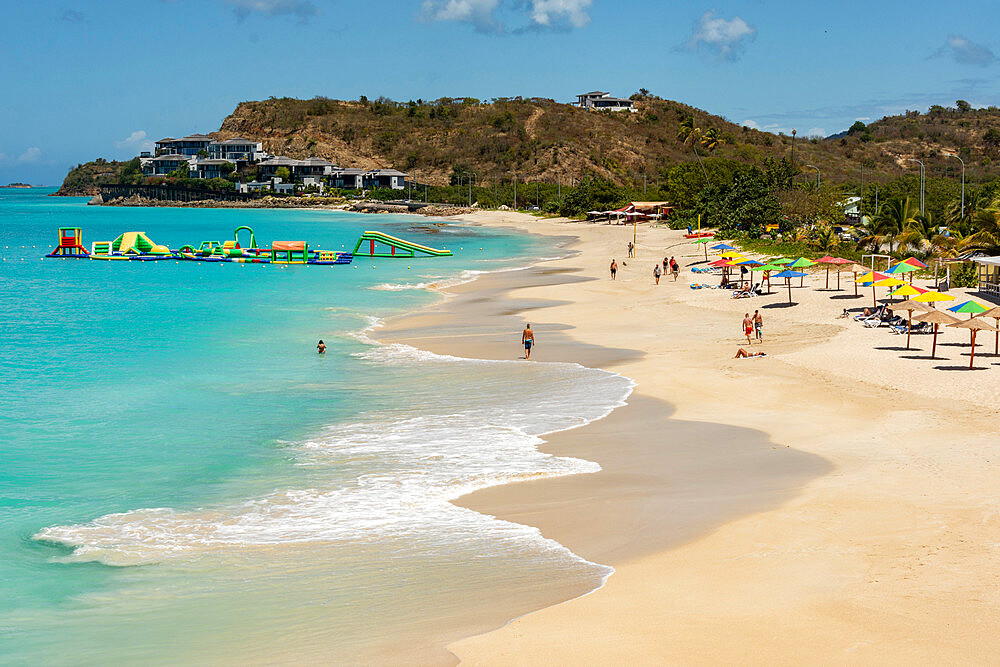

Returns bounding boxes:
[3,0,999,184]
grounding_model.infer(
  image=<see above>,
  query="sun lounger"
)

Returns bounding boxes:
[732,282,761,299]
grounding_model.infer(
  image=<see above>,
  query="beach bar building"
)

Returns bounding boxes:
[971,256,1000,298]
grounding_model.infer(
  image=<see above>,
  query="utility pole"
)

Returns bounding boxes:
[790,129,796,187]
[513,173,517,210]
[945,153,966,218]
[860,164,864,220]
[906,158,925,215]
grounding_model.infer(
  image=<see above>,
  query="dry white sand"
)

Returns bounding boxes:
[383,211,1000,665]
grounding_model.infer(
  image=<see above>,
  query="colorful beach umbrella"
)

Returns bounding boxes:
[885,262,920,275]
[756,264,783,292]
[869,276,905,307]
[948,317,1000,369]
[693,236,714,260]
[787,258,815,286]
[710,243,735,251]
[844,263,869,296]
[902,257,929,269]
[890,284,928,298]
[913,290,956,305]
[772,269,807,304]
[913,309,960,359]
[977,306,1000,355]
[817,256,852,289]
[770,257,794,265]
[948,300,990,318]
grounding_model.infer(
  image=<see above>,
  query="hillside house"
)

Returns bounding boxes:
[141,154,191,176]
[155,134,213,156]
[363,168,407,190]
[208,138,266,162]
[575,91,635,112]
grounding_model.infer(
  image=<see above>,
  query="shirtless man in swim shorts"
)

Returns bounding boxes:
[522,323,535,360]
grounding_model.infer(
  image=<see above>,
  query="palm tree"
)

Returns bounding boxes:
[962,201,1000,254]
[860,197,919,253]
[700,127,726,151]
[677,116,710,186]
[898,213,938,254]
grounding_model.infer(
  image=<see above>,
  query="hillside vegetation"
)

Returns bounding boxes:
[216,95,1000,187]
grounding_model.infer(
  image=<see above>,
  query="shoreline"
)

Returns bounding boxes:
[380,210,1000,664]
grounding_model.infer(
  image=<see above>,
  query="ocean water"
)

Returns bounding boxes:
[0,190,632,663]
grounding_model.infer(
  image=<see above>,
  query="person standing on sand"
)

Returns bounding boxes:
[743,313,753,345]
[317,340,326,354]
[627,241,634,258]
[670,256,679,281]
[653,263,661,284]
[663,256,669,276]
[522,323,535,360]
[753,310,763,342]
[610,259,617,280]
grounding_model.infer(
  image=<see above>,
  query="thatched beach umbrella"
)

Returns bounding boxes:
[895,297,933,350]
[947,317,1000,369]
[977,306,1000,355]
[913,308,960,359]
[844,263,868,295]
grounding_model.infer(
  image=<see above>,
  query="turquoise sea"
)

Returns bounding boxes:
[0,189,631,663]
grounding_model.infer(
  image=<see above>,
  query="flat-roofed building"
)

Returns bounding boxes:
[363,168,407,190]
[155,134,213,156]
[141,154,192,176]
[208,138,265,162]
[575,90,635,112]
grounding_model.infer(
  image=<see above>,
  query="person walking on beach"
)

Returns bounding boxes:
[653,263,661,285]
[317,340,326,354]
[627,241,634,258]
[743,313,753,345]
[670,256,679,281]
[662,256,669,277]
[522,323,535,360]
[610,259,617,280]
[753,310,763,342]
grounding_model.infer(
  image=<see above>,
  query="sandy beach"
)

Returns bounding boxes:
[378,210,1000,664]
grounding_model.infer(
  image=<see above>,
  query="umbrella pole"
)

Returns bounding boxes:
[995,321,999,355]
[932,324,938,358]
[787,279,792,304]
[906,311,912,350]
[970,330,977,370]
[872,283,876,308]
[825,266,830,289]
[854,272,858,297]
[837,269,842,290]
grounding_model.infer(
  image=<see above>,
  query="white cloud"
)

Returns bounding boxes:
[116,130,155,154]
[685,10,756,61]
[805,127,826,138]
[741,119,760,130]
[422,0,590,33]
[17,147,42,164]
[422,0,499,31]
[529,0,591,29]
[937,34,996,67]
[225,0,318,20]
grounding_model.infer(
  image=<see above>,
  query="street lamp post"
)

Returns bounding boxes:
[805,164,820,188]
[790,129,797,187]
[468,172,477,207]
[513,173,517,210]
[945,153,966,219]
[905,158,925,215]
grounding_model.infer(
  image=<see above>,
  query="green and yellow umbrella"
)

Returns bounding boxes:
[948,299,990,318]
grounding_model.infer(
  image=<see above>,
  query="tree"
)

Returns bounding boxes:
[700,127,726,151]
[862,197,920,253]
[275,166,291,182]
[962,201,1000,254]
[677,115,701,145]
[196,149,210,158]
[956,99,972,112]
[848,120,867,134]
[221,161,236,175]
[984,128,1000,154]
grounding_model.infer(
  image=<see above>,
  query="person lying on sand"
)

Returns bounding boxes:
[735,347,766,358]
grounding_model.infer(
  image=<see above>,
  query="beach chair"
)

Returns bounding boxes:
[854,305,885,323]
[732,282,760,299]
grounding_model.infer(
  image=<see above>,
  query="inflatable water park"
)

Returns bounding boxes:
[43,226,452,265]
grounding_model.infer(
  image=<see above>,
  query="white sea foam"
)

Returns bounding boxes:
[36,323,633,573]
